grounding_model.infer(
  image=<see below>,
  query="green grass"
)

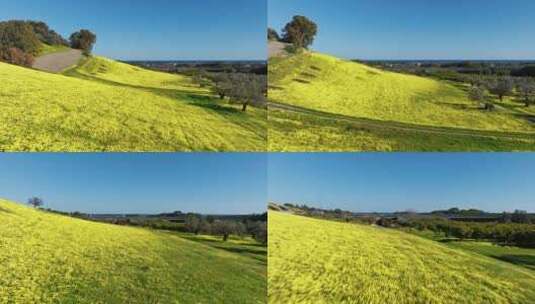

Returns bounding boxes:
[269,211,535,304]
[268,108,535,151]
[404,229,535,271]
[0,199,266,303]
[38,43,70,56]
[0,57,266,151]
[268,52,535,151]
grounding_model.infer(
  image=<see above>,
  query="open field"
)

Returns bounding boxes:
[0,199,266,303]
[268,52,535,151]
[268,211,535,304]
[0,57,266,151]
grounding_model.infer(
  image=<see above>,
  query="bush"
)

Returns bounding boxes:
[0,47,34,67]
[27,21,68,46]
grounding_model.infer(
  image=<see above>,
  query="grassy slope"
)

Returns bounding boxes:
[0,199,266,303]
[38,43,70,56]
[0,57,266,151]
[269,211,535,304]
[268,53,535,151]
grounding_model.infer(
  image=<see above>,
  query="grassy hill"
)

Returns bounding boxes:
[0,57,266,151]
[268,211,535,303]
[38,43,70,56]
[268,52,535,151]
[0,199,266,303]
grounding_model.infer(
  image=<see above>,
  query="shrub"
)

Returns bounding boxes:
[70,29,97,56]
[0,47,34,67]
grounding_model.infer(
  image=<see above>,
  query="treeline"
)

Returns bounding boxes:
[184,213,267,244]
[0,20,96,66]
[399,218,535,248]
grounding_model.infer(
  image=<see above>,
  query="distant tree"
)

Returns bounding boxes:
[282,15,318,49]
[511,210,529,224]
[27,197,44,208]
[516,78,535,107]
[211,73,233,99]
[212,220,235,241]
[226,74,267,111]
[468,86,486,108]
[488,77,514,101]
[251,221,267,244]
[69,29,96,56]
[268,28,280,41]
[185,213,202,234]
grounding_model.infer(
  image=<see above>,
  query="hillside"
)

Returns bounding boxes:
[0,57,266,151]
[268,52,535,151]
[0,199,266,303]
[268,211,535,303]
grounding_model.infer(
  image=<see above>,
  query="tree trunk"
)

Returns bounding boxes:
[223,234,229,242]
[242,102,248,112]
[219,94,225,99]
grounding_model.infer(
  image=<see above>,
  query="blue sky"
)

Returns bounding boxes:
[268,153,535,213]
[0,154,266,214]
[269,0,535,60]
[0,0,266,60]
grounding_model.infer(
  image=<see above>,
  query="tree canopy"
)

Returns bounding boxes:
[70,29,97,56]
[282,15,318,49]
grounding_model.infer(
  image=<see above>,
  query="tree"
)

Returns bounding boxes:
[212,220,235,241]
[282,15,318,49]
[511,210,529,224]
[226,74,267,111]
[185,213,202,234]
[516,78,535,107]
[468,86,486,107]
[211,73,233,99]
[69,29,96,56]
[268,28,280,41]
[27,21,68,46]
[27,197,44,208]
[0,21,41,55]
[488,77,514,101]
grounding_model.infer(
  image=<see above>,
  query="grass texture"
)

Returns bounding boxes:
[268,211,535,304]
[0,57,266,151]
[0,199,266,303]
[38,44,70,56]
[268,52,535,151]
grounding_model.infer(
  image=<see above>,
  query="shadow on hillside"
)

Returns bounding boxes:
[180,234,266,261]
[493,254,535,271]
[64,70,253,119]
[0,206,12,214]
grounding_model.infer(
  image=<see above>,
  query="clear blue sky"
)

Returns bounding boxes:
[269,0,535,60]
[0,153,266,214]
[268,153,535,213]
[0,0,266,60]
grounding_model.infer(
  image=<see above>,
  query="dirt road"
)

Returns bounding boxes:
[33,49,83,73]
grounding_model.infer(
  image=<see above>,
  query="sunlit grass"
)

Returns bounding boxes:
[0,199,266,303]
[268,211,535,304]
[268,52,535,151]
[0,58,266,151]
[38,43,70,56]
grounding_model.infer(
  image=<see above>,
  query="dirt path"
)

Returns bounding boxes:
[269,101,535,141]
[33,49,83,73]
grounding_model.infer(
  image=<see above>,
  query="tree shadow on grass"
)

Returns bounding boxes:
[492,254,535,271]
[179,234,266,262]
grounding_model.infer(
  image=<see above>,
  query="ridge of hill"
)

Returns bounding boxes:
[0,199,266,303]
